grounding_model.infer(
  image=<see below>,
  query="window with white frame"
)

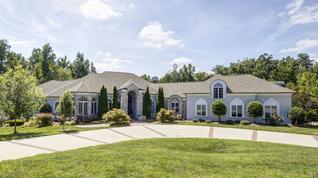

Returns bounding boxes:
[79,97,88,115]
[91,98,97,115]
[195,98,208,117]
[264,98,279,118]
[213,82,224,98]
[230,98,244,118]
[171,102,179,113]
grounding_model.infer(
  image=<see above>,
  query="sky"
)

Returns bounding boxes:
[1,0,318,77]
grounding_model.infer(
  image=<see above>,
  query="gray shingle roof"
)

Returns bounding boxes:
[39,72,294,97]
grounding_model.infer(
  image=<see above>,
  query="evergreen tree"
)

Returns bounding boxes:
[98,86,108,118]
[72,52,90,79]
[112,86,120,109]
[157,87,165,112]
[143,87,151,119]
[90,62,97,73]
[40,43,56,83]
[0,39,10,74]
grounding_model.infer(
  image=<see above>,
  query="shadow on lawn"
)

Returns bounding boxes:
[0,129,80,141]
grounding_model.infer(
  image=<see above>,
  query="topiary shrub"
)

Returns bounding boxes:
[211,99,227,122]
[103,109,130,126]
[224,120,234,125]
[247,101,263,123]
[156,108,174,123]
[35,113,53,127]
[39,103,52,113]
[240,120,250,125]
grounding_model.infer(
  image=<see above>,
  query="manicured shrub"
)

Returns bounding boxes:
[240,120,250,125]
[224,120,234,125]
[39,103,52,113]
[103,109,130,126]
[247,101,263,123]
[6,119,25,126]
[211,99,227,122]
[35,113,53,127]
[156,108,174,123]
[234,120,241,124]
[288,107,305,125]
[198,118,206,122]
[206,120,212,123]
[193,120,198,123]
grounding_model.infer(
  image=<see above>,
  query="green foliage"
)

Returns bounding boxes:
[34,113,53,127]
[39,103,52,113]
[240,120,250,125]
[195,72,212,81]
[0,65,43,134]
[6,119,25,126]
[267,115,284,126]
[247,101,263,123]
[143,87,151,119]
[157,87,165,112]
[211,99,227,121]
[102,109,130,126]
[156,108,174,123]
[112,86,120,109]
[57,91,74,130]
[98,86,108,118]
[0,39,10,74]
[288,107,305,125]
[71,52,90,79]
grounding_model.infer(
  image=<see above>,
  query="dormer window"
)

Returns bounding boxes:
[213,82,224,98]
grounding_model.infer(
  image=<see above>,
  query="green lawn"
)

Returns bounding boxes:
[0,138,317,178]
[0,125,107,141]
[177,121,318,135]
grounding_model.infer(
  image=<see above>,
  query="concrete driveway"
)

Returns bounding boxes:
[0,124,317,161]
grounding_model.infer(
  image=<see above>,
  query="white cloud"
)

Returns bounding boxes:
[94,52,133,72]
[169,57,193,66]
[138,21,183,49]
[80,0,122,20]
[289,5,318,25]
[287,0,304,15]
[280,38,318,53]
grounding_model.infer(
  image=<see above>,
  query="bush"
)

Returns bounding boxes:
[103,109,130,125]
[24,116,37,127]
[211,99,227,122]
[193,120,198,123]
[234,120,241,124]
[240,120,250,125]
[198,118,206,122]
[247,101,263,123]
[39,103,52,113]
[35,113,53,127]
[65,120,76,126]
[77,115,95,123]
[288,107,305,125]
[267,115,284,126]
[224,120,234,125]
[206,120,212,123]
[6,119,25,126]
[156,108,174,123]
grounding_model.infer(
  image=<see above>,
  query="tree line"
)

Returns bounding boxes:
[0,39,96,84]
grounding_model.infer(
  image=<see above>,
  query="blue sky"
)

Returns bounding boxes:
[1,0,318,77]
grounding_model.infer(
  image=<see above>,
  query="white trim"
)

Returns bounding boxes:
[263,98,280,117]
[195,98,208,117]
[230,98,244,118]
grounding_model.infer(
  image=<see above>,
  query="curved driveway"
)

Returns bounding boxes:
[0,124,317,161]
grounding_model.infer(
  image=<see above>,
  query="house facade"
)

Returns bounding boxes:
[40,71,294,123]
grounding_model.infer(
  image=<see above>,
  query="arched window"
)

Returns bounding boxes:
[230,98,244,118]
[79,97,88,115]
[195,98,207,116]
[91,98,97,115]
[264,98,279,118]
[213,82,224,98]
[171,101,179,114]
